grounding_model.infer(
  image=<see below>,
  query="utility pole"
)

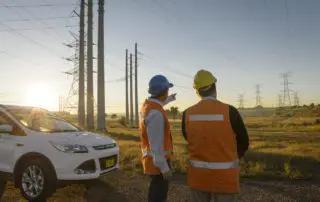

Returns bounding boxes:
[255,84,262,107]
[280,71,293,107]
[134,43,139,127]
[86,0,94,129]
[97,0,105,131]
[78,0,85,126]
[130,53,134,127]
[125,49,129,125]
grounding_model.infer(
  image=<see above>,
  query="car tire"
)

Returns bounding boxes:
[17,159,57,201]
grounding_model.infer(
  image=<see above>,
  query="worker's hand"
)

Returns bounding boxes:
[168,93,177,101]
[171,93,177,100]
[162,170,172,180]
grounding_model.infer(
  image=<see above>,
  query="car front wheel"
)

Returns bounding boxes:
[17,159,56,201]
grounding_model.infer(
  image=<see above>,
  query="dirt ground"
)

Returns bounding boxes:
[1,171,319,202]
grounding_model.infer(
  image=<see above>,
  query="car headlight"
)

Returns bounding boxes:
[105,142,117,149]
[50,142,88,153]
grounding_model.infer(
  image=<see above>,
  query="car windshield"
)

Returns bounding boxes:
[6,106,81,133]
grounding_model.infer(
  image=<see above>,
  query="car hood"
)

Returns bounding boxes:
[49,132,115,146]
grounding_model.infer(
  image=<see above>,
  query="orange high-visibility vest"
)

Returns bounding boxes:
[184,99,240,193]
[139,99,173,175]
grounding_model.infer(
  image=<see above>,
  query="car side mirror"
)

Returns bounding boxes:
[0,124,13,133]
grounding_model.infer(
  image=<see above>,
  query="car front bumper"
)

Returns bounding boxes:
[54,146,120,181]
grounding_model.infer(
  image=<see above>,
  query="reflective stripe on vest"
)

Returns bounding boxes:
[189,114,224,122]
[189,159,239,169]
[142,149,172,157]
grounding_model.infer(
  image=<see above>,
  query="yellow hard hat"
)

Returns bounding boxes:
[193,69,217,90]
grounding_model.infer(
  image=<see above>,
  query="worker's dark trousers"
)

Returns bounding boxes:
[147,160,171,202]
[148,174,169,202]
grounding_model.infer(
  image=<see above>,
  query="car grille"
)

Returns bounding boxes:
[76,159,96,172]
[99,155,118,170]
[93,143,116,150]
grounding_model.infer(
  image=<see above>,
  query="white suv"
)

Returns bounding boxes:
[0,105,120,201]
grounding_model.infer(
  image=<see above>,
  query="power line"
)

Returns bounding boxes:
[0,25,77,32]
[105,77,126,83]
[5,0,67,41]
[141,0,254,74]
[0,22,63,58]
[139,51,193,78]
[3,16,77,22]
[0,3,78,8]
[0,50,43,66]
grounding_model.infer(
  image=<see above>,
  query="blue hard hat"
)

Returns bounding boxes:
[148,75,173,96]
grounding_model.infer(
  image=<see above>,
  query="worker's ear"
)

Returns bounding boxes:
[158,90,169,102]
[196,90,201,98]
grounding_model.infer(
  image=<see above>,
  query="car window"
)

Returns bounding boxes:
[6,107,81,133]
[0,112,25,136]
[0,112,12,125]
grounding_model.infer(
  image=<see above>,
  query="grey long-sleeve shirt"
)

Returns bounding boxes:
[142,95,175,173]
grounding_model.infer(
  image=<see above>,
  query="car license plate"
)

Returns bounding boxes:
[105,159,115,168]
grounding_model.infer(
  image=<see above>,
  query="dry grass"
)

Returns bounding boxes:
[4,114,318,201]
[244,116,320,132]
[105,120,320,181]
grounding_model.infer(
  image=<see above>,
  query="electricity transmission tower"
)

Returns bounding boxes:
[59,96,65,112]
[63,31,80,114]
[293,91,300,106]
[278,94,283,108]
[255,84,262,107]
[238,94,244,109]
[280,72,293,107]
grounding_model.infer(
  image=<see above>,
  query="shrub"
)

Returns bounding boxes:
[118,116,126,126]
[111,114,118,119]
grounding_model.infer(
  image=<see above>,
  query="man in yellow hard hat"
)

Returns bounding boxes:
[182,69,249,202]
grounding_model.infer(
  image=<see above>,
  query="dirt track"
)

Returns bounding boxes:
[1,171,319,202]
[101,171,320,202]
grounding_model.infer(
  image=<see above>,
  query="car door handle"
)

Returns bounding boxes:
[16,143,24,147]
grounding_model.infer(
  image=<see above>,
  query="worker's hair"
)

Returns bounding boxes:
[151,89,169,99]
[198,83,216,97]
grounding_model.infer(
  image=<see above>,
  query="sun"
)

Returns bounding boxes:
[25,82,56,110]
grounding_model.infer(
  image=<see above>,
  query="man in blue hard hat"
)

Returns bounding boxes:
[139,75,176,202]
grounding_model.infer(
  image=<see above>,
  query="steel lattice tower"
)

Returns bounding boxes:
[280,72,293,107]
[255,84,262,107]
[238,94,244,109]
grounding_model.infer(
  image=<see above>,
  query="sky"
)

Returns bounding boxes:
[1,0,320,113]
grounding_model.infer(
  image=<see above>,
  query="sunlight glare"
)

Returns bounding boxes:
[25,82,56,110]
